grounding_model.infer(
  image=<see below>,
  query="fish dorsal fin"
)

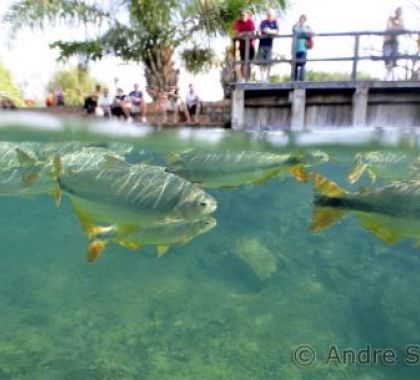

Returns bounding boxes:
[289,165,308,183]
[357,214,404,245]
[311,207,346,233]
[15,148,37,165]
[348,163,367,184]
[156,245,170,257]
[22,172,38,187]
[312,173,346,197]
[87,239,108,264]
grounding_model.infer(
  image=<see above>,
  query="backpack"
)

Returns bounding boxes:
[306,37,314,49]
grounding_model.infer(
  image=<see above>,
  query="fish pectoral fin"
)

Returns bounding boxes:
[87,239,108,264]
[311,207,346,233]
[289,165,308,183]
[15,148,37,165]
[22,172,39,187]
[312,173,347,197]
[54,185,62,208]
[156,245,170,257]
[347,163,367,184]
[167,152,180,162]
[70,199,96,235]
[357,214,404,245]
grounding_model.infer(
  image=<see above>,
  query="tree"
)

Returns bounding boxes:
[0,60,24,107]
[5,0,286,99]
[48,65,99,106]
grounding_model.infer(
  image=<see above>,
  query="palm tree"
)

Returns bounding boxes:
[5,0,286,98]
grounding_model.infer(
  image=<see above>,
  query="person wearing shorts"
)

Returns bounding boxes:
[128,83,147,122]
[258,8,279,82]
[234,9,256,82]
[383,7,404,80]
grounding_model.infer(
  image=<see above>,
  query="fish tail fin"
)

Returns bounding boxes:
[288,165,308,183]
[53,154,63,207]
[311,207,346,232]
[311,173,348,232]
[15,148,37,165]
[87,239,108,264]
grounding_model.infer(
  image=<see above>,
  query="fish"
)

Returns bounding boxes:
[311,173,420,247]
[165,150,328,188]
[55,160,217,236]
[348,151,419,184]
[86,216,217,263]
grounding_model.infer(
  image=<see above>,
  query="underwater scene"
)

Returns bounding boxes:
[1,114,420,379]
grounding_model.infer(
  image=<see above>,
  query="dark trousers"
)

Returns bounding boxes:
[294,51,307,81]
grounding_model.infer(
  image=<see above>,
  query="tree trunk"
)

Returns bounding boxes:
[143,45,179,100]
[220,45,236,99]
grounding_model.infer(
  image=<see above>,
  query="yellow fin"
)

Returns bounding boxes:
[289,165,308,183]
[22,172,38,187]
[312,173,346,197]
[357,214,404,245]
[311,207,346,233]
[53,154,63,207]
[254,172,277,186]
[70,199,96,236]
[156,245,170,257]
[87,239,107,264]
[15,148,36,165]
[348,163,367,184]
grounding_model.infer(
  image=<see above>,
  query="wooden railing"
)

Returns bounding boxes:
[232,30,420,82]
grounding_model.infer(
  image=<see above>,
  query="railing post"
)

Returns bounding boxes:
[291,33,298,81]
[351,34,360,81]
[244,35,250,82]
[233,38,237,83]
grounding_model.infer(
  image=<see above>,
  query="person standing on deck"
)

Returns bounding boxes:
[185,83,201,124]
[128,83,147,122]
[292,15,312,81]
[383,7,405,80]
[234,9,256,82]
[257,8,279,83]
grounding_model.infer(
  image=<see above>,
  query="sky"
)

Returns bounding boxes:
[0,0,418,102]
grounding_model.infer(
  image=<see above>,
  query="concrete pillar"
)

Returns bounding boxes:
[231,88,245,130]
[291,89,306,130]
[352,87,368,127]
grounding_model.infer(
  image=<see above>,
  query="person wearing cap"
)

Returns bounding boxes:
[234,9,256,82]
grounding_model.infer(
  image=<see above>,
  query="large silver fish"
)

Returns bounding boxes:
[56,160,217,235]
[87,216,217,263]
[311,173,420,246]
[166,150,328,188]
[348,151,419,184]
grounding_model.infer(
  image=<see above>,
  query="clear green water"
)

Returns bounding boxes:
[1,117,420,379]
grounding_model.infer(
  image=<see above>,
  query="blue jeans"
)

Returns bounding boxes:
[294,51,307,81]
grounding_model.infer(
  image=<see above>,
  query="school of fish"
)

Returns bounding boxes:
[2,141,419,263]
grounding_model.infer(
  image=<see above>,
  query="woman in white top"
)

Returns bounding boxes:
[185,83,201,123]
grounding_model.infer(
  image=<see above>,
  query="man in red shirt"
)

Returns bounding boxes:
[234,9,256,82]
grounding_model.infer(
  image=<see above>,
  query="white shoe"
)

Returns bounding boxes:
[141,117,147,123]
[126,117,134,124]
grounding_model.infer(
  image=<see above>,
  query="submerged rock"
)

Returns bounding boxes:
[233,238,278,281]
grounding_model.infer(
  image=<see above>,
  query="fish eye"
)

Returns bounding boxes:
[200,202,207,207]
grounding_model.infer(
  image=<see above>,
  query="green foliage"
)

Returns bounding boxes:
[181,47,217,74]
[0,61,24,107]
[47,66,98,106]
